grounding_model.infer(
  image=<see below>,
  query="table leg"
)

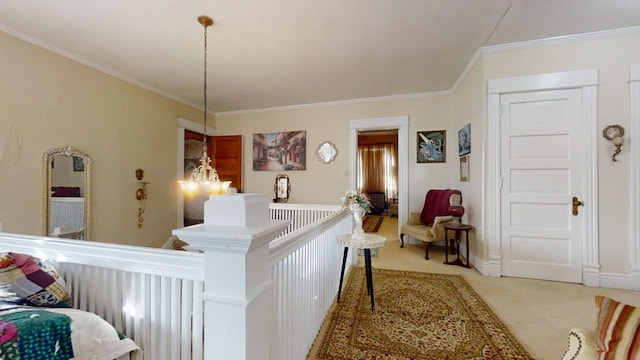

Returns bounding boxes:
[364,249,374,312]
[444,229,450,264]
[337,247,349,302]
[465,230,470,268]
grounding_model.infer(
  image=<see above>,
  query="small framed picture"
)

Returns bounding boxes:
[459,155,469,181]
[73,156,85,172]
[417,130,446,163]
[458,123,471,156]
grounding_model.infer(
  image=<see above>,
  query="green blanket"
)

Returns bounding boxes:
[0,310,73,359]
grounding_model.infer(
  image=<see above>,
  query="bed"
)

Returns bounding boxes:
[0,252,142,360]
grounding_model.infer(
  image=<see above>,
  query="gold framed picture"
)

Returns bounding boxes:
[459,155,469,181]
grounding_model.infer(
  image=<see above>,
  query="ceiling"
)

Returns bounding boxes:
[2,0,640,113]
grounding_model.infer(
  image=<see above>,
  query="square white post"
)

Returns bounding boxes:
[173,194,289,360]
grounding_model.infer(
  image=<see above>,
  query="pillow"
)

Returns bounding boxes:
[419,189,461,225]
[51,186,80,197]
[595,295,640,359]
[0,253,71,307]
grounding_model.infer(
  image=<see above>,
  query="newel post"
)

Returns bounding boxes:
[173,194,289,360]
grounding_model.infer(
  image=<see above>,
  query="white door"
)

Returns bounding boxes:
[500,89,585,283]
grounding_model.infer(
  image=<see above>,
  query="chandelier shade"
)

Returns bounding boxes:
[178,15,231,198]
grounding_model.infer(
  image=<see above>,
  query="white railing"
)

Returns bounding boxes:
[0,202,352,360]
[0,233,205,360]
[269,209,352,359]
[269,203,341,236]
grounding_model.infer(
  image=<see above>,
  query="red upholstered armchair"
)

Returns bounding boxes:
[400,189,461,260]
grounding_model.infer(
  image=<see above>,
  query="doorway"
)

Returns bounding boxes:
[350,116,409,237]
[357,130,398,215]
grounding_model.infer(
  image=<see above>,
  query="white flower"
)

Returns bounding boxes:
[341,189,372,213]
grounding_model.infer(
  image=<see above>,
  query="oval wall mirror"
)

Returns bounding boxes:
[316,141,338,164]
[43,145,91,239]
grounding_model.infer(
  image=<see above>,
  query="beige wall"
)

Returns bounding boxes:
[452,57,486,261]
[215,95,456,213]
[0,32,201,247]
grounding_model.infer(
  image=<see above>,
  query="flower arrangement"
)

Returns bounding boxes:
[341,190,372,213]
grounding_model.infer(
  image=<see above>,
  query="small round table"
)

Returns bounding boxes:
[442,223,473,268]
[336,233,385,312]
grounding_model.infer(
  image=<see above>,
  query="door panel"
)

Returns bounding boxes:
[213,135,242,192]
[500,89,584,283]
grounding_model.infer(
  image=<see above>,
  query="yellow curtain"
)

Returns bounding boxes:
[357,143,398,203]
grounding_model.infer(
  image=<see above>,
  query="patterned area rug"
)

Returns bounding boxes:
[362,216,383,233]
[313,267,533,360]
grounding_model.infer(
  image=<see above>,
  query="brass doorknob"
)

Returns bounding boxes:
[572,196,584,216]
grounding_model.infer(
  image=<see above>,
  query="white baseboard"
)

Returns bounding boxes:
[599,272,634,290]
[462,244,638,290]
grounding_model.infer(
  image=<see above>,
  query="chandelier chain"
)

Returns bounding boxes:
[202,20,208,152]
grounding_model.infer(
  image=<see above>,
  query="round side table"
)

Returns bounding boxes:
[336,233,385,311]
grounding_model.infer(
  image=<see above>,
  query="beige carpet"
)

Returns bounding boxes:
[313,267,533,359]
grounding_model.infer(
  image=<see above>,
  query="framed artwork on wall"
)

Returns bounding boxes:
[417,130,446,163]
[252,130,307,171]
[459,155,469,181]
[73,156,84,172]
[458,123,471,156]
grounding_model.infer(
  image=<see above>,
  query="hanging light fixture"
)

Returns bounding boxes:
[179,15,231,198]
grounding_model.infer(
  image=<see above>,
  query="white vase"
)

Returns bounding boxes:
[350,203,366,240]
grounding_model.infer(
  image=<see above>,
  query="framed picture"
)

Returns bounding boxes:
[458,123,471,156]
[252,130,307,171]
[73,156,84,172]
[417,130,446,163]
[459,155,469,181]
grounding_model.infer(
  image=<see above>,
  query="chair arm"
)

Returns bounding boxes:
[561,328,597,360]
[406,212,424,225]
[429,216,454,238]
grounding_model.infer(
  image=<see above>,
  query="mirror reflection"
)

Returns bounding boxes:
[44,145,91,239]
[316,141,338,163]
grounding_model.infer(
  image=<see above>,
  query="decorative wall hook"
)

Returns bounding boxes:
[135,168,150,228]
[602,125,625,162]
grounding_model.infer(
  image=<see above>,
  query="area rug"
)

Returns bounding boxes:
[312,267,533,360]
[362,215,383,233]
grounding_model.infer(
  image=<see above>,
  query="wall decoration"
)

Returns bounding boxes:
[459,155,469,181]
[458,123,471,156]
[72,156,84,172]
[253,130,306,171]
[417,130,446,163]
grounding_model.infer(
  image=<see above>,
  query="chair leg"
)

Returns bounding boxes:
[424,242,430,260]
[399,233,405,248]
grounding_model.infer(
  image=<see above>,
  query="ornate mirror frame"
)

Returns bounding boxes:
[43,145,92,239]
[316,141,338,163]
[273,174,291,202]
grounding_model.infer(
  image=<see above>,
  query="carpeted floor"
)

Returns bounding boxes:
[362,215,383,233]
[311,267,533,360]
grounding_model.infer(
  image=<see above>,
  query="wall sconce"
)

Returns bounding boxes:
[135,168,150,228]
[602,125,625,162]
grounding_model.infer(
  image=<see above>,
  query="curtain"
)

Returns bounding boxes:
[357,143,398,203]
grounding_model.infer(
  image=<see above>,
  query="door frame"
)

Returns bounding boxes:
[176,116,217,228]
[349,116,409,238]
[486,70,600,286]
[630,64,640,290]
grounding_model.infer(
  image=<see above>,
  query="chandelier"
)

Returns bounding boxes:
[178,15,231,198]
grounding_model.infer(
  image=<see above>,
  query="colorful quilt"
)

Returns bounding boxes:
[0,305,142,360]
[0,309,73,359]
[0,253,71,307]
